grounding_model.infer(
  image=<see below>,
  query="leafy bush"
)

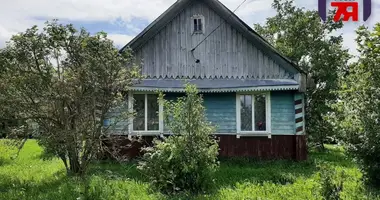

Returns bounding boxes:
[336,24,380,186]
[138,84,219,194]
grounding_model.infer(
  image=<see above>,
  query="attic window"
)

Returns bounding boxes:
[192,15,204,34]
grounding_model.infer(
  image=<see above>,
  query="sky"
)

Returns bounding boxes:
[0,0,379,57]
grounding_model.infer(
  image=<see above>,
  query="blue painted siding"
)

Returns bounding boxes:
[203,93,236,133]
[107,91,297,135]
[271,91,295,135]
[163,93,236,133]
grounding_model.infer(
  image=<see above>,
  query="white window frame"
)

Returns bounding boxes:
[191,14,205,34]
[128,91,164,135]
[236,92,271,135]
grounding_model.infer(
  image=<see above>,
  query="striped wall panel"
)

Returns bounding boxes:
[294,93,305,135]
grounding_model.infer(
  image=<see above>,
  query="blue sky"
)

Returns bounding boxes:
[0,0,379,57]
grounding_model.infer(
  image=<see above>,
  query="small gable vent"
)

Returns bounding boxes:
[191,14,205,34]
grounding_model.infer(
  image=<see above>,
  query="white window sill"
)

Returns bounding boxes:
[237,132,272,139]
[109,132,271,139]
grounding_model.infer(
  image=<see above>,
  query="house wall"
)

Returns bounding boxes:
[203,93,236,133]
[104,135,307,161]
[271,91,295,135]
[104,91,307,160]
[133,0,293,79]
[202,91,295,135]
[107,91,297,134]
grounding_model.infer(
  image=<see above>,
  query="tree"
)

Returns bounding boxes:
[138,84,219,193]
[337,24,380,186]
[254,0,350,149]
[0,21,140,175]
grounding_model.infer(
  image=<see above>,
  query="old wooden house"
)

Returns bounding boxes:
[116,0,307,160]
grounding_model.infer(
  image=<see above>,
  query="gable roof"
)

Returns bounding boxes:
[120,0,305,75]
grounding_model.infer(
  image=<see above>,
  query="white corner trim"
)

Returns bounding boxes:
[236,94,241,134]
[128,91,133,133]
[159,98,164,133]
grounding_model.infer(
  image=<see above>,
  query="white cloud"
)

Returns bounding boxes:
[0,0,378,54]
[107,34,134,48]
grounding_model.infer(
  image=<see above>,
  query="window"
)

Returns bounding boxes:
[130,93,163,133]
[194,18,203,32]
[236,93,271,133]
[192,15,204,34]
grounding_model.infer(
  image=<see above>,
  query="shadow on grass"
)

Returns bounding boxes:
[214,146,355,187]
[310,146,355,168]
[1,144,357,200]
[0,157,11,166]
[88,160,147,182]
[0,172,82,200]
[86,146,355,192]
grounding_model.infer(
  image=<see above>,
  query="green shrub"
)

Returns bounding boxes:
[138,84,219,194]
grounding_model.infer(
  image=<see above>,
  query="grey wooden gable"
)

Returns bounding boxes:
[122,0,305,80]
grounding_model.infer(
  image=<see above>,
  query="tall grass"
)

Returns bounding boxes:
[0,140,379,200]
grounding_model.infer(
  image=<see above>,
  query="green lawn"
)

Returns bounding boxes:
[0,140,378,200]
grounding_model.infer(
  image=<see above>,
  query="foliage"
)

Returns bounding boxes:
[318,164,346,200]
[0,20,140,175]
[2,140,379,199]
[336,23,380,186]
[254,0,350,149]
[138,84,219,194]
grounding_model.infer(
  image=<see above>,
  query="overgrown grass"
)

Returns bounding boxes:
[1,140,379,199]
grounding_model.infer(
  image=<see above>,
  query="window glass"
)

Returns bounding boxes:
[240,95,252,131]
[133,94,145,131]
[147,94,159,131]
[193,18,203,32]
[254,94,266,131]
[194,19,198,31]
[197,19,202,31]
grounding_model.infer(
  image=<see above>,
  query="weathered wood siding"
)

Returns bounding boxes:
[134,1,293,79]
[218,135,307,160]
[271,91,296,135]
[103,135,307,161]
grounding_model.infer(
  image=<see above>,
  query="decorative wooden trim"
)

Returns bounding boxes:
[132,85,299,93]
[294,93,304,135]
[294,99,302,105]
[296,126,303,132]
[295,117,303,123]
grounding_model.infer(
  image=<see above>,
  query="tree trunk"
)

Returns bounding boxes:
[68,152,82,175]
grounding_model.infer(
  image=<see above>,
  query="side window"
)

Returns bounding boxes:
[237,93,271,133]
[132,94,161,132]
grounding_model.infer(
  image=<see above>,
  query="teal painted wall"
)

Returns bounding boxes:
[106,91,297,135]
[271,91,295,135]
[165,92,295,134]
[203,93,236,133]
